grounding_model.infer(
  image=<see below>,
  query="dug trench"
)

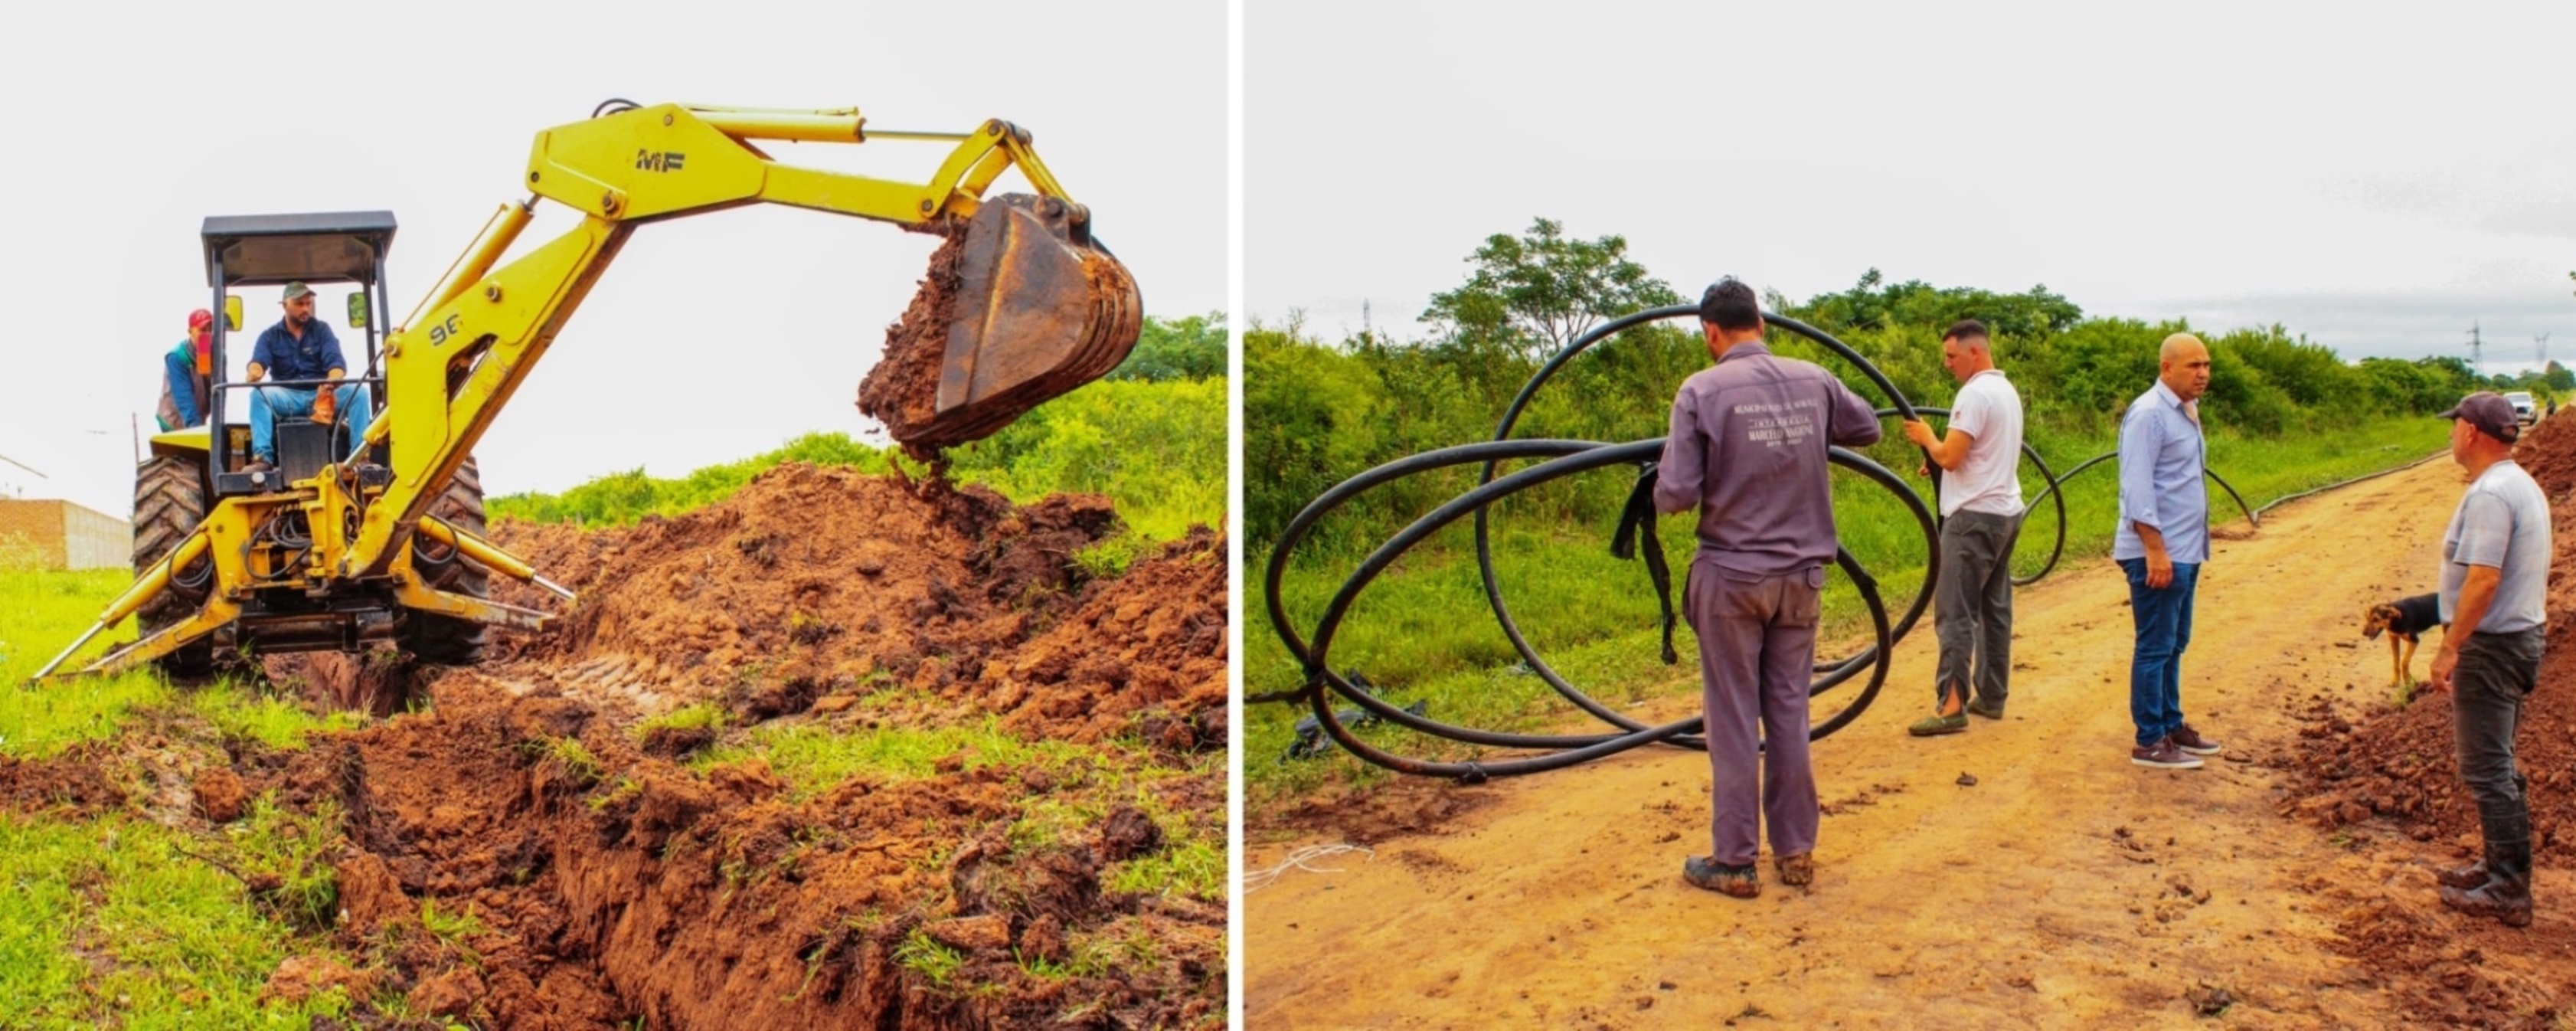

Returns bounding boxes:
[7,463,1228,1029]
[1248,435,2574,1029]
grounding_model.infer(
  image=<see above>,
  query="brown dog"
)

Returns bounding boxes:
[2361,593,2442,689]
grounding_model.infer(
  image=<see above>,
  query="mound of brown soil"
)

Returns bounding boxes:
[470,463,1221,747]
[11,463,1227,1029]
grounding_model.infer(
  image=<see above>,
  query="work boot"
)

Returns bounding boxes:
[1683,856,1760,898]
[2441,806,2532,928]
[1775,853,1815,887]
[2437,858,2490,890]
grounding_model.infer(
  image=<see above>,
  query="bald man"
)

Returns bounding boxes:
[2115,332,2221,771]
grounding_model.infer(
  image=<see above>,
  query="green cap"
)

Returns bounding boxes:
[282,281,313,302]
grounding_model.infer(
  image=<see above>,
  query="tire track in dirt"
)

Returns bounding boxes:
[1247,454,2561,1029]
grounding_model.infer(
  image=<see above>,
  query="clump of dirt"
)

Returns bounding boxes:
[1260,777,1495,847]
[0,747,126,815]
[857,229,969,460]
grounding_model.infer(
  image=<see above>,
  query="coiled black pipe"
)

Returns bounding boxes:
[1260,438,1900,781]
[1260,312,1935,781]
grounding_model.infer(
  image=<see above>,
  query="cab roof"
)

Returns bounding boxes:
[201,211,397,288]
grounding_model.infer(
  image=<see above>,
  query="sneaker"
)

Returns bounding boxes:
[1775,853,1814,887]
[2169,723,2222,756]
[2131,736,2205,770]
[1966,698,2006,721]
[1908,712,1968,737]
[1683,856,1760,898]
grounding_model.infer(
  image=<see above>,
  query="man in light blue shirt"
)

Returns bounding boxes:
[2113,332,2221,771]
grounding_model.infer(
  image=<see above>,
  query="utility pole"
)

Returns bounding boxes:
[2470,320,2484,379]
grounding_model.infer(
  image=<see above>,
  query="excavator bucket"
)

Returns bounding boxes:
[859,194,1143,457]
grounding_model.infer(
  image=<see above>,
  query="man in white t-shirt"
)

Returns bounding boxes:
[1901,319,2027,736]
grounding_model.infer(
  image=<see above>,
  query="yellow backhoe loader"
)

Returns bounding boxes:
[34,101,1141,682]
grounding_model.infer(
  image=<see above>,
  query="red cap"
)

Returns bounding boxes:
[188,309,215,331]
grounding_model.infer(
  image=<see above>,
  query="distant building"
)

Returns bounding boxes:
[0,499,130,571]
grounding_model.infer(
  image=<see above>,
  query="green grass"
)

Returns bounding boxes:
[0,567,358,761]
[631,702,726,741]
[691,718,1094,800]
[0,567,165,760]
[189,686,361,753]
[894,928,966,988]
[0,813,355,1029]
[1246,414,2453,801]
[1005,755,1227,902]
[226,794,345,933]
[532,737,604,788]
[417,897,487,967]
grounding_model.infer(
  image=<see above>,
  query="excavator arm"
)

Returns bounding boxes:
[348,101,1140,578]
[32,102,1140,682]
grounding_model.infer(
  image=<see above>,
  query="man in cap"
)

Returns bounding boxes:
[2115,332,2222,770]
[1654,277,1883,898]
[155,309,215,431]
[244,281,372,473]
[1903,319,2027,737]
[2426,391,2550,926]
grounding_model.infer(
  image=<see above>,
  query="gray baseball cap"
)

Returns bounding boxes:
[2438,391,2520,443]
[281,281,314,302]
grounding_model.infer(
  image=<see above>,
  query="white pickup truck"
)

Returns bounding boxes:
[2506,391,2537,425]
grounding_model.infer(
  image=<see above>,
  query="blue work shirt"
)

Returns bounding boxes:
[250,319,347,383]
[2112,379,2209,565]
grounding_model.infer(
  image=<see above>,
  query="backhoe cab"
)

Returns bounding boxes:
[37,102,1142,685]
[103,211,513,679]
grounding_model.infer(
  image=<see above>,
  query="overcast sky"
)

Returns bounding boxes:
[0,2,1221,513]
[1249,2,2576,378]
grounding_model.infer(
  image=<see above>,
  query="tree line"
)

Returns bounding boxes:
[1247,220,2489,549]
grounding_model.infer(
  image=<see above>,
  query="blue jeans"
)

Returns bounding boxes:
[2120,557,2199,748]
[249,383,373,463]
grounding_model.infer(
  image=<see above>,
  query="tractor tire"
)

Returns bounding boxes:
[132,455,214,679]
[401,457,492,666]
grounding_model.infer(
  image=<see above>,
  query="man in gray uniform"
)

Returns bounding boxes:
[1654,278,1883,898]
[1903,319,2026,736]
[2427,391,2551,927]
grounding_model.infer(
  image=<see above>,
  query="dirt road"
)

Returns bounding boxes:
[1247,454,2568,1028]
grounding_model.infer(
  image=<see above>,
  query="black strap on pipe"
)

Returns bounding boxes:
[1608,465,1679,665]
